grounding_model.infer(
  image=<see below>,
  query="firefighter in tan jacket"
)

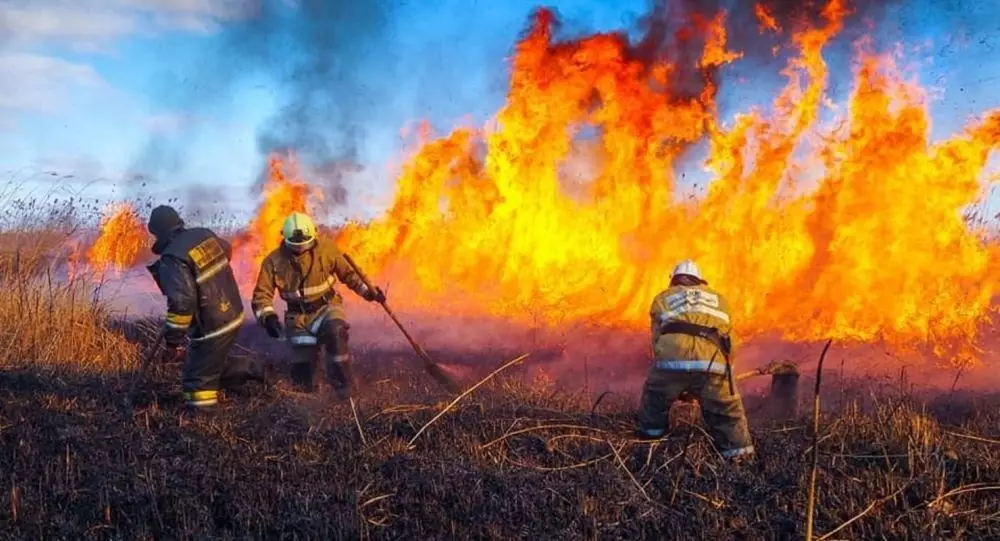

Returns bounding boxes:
[637,260,755,460]
[251,212,384,396]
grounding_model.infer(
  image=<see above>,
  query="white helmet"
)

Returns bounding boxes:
[671,259,706,283]
[281,212,317,252]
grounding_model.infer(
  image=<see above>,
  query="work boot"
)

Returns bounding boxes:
[327,356,354,400]
[289,361,316,393]
[220,358,272,396]
[246,359,271,386]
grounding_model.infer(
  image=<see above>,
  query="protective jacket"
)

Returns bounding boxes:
[649,284,734,375]
[148,227,246,345]
[251,237,370,334]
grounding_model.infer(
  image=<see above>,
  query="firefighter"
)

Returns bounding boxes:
[637,259,755,460]
[145,205,265,411]
[250,212,384,397]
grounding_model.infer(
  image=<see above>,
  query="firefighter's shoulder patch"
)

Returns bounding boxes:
[188,237,225,270]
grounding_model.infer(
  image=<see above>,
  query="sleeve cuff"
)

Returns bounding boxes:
[254,306,276,322]
[165,312,193,329]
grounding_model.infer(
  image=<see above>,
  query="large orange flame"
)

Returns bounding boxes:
[332,2,1000,364]
[230,154,322,290]
[83,203,149,274]
[77,1,1000,367]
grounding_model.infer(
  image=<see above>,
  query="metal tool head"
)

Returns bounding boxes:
[767,361,801,419]
[734,360,801,419]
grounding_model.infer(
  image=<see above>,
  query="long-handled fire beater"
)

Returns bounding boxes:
[673,360,802,419]
[342,254,463,394]
[736,360,801,418]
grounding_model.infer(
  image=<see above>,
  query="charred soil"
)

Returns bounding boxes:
[2,328,999,541]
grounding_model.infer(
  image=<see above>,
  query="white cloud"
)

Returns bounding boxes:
[0,0,255,122]
[0,53,107,114]
[1,6,136,52]
[0,0,255,51]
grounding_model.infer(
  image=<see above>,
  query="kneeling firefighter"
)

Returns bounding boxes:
[250,212,384,396]
[146,205,265,410]
[637,260,755,460]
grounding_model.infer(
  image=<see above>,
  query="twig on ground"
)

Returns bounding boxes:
[367,404,433,422]
[767,425,806,433]
[505,452,615,472]
[641,449,688,489]
[926,484,1000,510]
[608,439,653,503]
[816,482,910,541]
[479,424,610,450]
[359,493,394,509]
[350,397,367,445]
[943,430,1000,446]
[408,353,529,448]
[683,490,724,509]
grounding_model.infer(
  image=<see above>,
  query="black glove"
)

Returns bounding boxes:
[263,314,283,339]
[362,286,386,303]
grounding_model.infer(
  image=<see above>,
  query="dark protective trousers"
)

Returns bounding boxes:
[181,328,259,408]
[638,367,755,458]
[288,317,354,395]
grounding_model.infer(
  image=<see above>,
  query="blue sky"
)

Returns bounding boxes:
[1,0,998,225]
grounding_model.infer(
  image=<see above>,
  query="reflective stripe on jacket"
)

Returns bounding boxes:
[155,227,245,341]
[250,237,368,324]
[649,284,734,371]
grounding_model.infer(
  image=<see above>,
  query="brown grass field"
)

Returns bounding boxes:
[1,213,999,540]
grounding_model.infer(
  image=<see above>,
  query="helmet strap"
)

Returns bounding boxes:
[283,238,316,254]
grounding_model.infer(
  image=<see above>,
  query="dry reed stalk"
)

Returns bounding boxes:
[407,353,529,448]
[350,397,368,445]
[816,483,910,541]
[607,439,652,503]
[805,339,833,541]
[479,424,611,450]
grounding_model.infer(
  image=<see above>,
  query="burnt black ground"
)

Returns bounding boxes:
[1,327,999,540]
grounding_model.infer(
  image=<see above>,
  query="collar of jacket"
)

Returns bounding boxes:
[151,227,184,256]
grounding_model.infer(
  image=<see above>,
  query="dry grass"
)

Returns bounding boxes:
[1,336,998,540]
[0,198,139,372]
[0,352,1000,539]
[0,212,998,540]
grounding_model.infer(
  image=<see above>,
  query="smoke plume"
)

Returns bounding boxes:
[129,0,912,210]
[131,0,395,196]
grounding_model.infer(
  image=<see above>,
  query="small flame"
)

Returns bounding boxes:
[754,4,781,33]
[699,12,743,69]
[84,203,148,274]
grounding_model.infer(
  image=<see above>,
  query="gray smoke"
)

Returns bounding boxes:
[129,0,913,201]
[130,0,396,192]
[630,0,905,99]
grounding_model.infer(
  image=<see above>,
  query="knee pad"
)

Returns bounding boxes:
[324,318,350,355]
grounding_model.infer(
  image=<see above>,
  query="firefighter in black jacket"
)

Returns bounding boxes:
[146,205,263,410]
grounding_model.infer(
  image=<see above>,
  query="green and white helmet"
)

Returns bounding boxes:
[281,212,317,252]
